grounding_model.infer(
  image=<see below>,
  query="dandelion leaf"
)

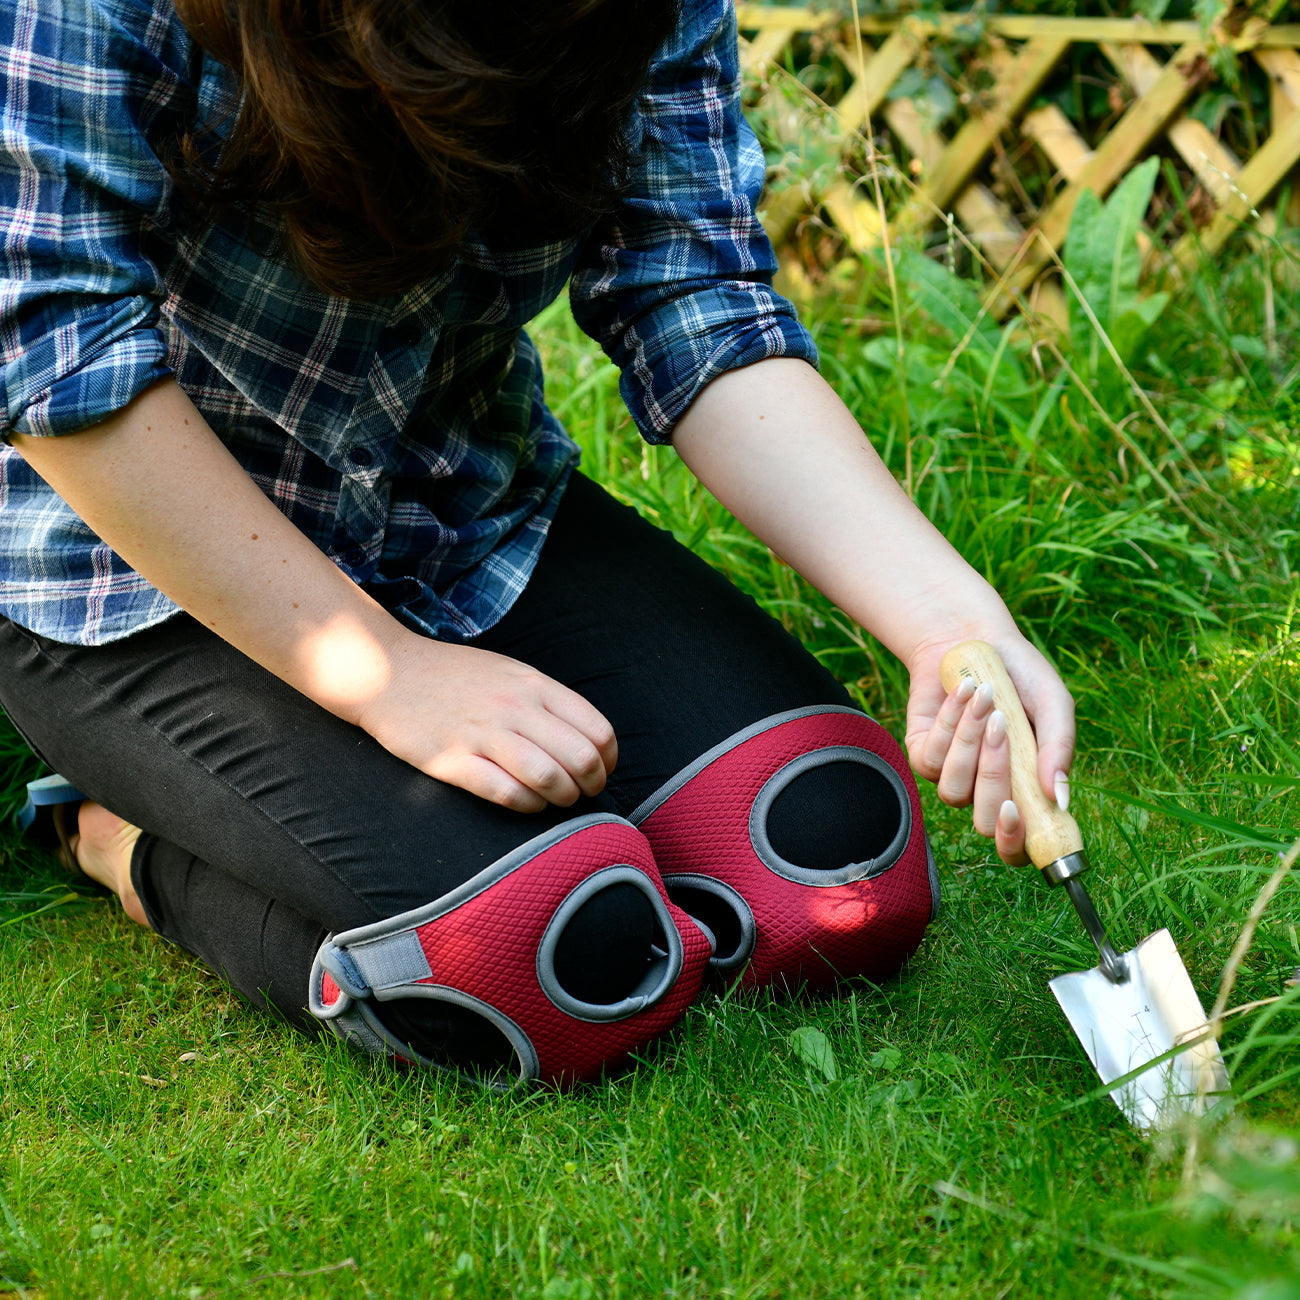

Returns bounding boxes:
[1063,157,1168,376]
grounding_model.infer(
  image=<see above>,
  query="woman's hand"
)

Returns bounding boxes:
[904,632,1075,865]
[671,361,1077,865]
[356,637,618,814]
[12,381,616,815]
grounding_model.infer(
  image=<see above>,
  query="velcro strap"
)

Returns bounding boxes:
[345,929,434,991]
[316,944,372,1000]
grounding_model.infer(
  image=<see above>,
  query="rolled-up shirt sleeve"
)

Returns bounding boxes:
[1,0,182,439]
[569,0,818,445]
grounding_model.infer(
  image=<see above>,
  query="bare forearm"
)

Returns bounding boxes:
[10,379,617,811]
[672,358,1016,664]
[11,379,411,723]
[673,356,1075,828]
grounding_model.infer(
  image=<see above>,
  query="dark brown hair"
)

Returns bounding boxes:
[172,0,681,298]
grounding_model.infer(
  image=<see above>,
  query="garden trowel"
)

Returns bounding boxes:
[939,641,1231,1132]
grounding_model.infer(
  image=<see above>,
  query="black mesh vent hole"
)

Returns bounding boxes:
[665,882,744,962]
[764,758,904,872]
[551,881,657,1006]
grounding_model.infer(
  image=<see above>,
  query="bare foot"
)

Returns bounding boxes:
[68,802,150,929]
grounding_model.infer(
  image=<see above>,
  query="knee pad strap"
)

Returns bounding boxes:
[308,814,711,1086]
[631,706,938,991]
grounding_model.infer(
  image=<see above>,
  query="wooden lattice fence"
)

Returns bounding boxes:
[737,5,1300,322]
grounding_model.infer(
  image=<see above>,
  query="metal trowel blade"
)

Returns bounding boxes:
[1049,928,1231,1132]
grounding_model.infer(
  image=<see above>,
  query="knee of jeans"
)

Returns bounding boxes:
[633,706,940,991]
[309,815,713,1086]
[369,877,665,1076]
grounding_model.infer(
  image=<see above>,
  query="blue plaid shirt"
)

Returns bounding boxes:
[0,0,816,646]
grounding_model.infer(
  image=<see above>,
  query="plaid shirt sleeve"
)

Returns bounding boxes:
[0,0,185,438]
[568,0,818,445]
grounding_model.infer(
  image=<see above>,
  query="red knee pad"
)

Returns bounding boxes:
[307,814,711,1087]
[631,706,937,992]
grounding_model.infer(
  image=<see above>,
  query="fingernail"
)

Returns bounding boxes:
[1000,799,1019,831]
[1054,772,1070,812]
[954,676,976,704]
[986,709,1006,745]
[972,682,994,714]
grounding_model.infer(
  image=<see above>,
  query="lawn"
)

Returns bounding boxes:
[2,168,1298,1300]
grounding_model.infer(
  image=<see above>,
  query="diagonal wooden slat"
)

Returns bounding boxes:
[820,178,886,253]
[1022,104,1094,181]
[1020,102,1155,303]
[739,7,1300,314]
[895,36,1070,230]
[1172,100,1300,265]
[883,96,1024,268]
[1256,46,1300,108]
[805,39,1033,288]
[739,26,802,75]
[735,5,824,32]
[819,35,1069,256]
[833,27,925,137]
[1101,42,1242,203]
[829,42,1072,326]
[1255,47,1300,224]
[994,42,1205,311]
[853,13,1300,48]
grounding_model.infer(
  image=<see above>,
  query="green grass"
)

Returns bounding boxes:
[4,209,1300,1295]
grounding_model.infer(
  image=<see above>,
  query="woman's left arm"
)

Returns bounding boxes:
[673,356,1075,865]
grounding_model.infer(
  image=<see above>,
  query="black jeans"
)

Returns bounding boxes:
[1,473,882,1044]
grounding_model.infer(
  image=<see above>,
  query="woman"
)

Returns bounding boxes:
[0,0,1073,1084]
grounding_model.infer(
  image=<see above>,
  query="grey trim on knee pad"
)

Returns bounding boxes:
[630,705,875,825]
[307,813,699,1085]
[748,745,913,887]
[310,963,541,1087]
[926,836,941,921]
[312,857,687,1027]
[660,873,756,974]
[536,865,686,1021]
[632,705,916,888]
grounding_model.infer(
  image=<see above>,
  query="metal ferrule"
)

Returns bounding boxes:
[1041,852,1129,984]
[1040,850,1090,886]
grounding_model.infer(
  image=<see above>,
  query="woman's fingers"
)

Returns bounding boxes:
[431,752,550,814]
[933,681,995,807]
[922,676,1024,866]
[994,798,1028,866]
[1030,688,1076,809]
[906,632,1076,868]
[360,642,620,811]
[994,640,1075,807]
[541,687,619,788]
[970,708,1009,836]
[484,725,604,808]
[911,674,974,782]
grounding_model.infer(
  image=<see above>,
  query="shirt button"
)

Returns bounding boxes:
[343,547,367,568]
[348,446,373,468]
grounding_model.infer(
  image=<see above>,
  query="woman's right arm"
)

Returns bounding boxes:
[11,379,616,812]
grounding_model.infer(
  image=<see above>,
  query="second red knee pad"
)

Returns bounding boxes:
[631,706,937,991]
[308,814,712,1087]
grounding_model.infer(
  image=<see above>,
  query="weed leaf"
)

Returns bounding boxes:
[789,1026,838,1082]
[1064,157,1169,376]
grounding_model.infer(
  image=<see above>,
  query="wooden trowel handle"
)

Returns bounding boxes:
[938,640,1084,869]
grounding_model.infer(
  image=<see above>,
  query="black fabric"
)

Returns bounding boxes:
[763,760,905,872]
[663,882,746,963]
[550,882,657,1006]
[0,471,875,1060]
[131,837,331,1032]
[370,999,520,1080]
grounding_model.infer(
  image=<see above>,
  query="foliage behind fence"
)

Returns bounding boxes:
[739,3,1300,323]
